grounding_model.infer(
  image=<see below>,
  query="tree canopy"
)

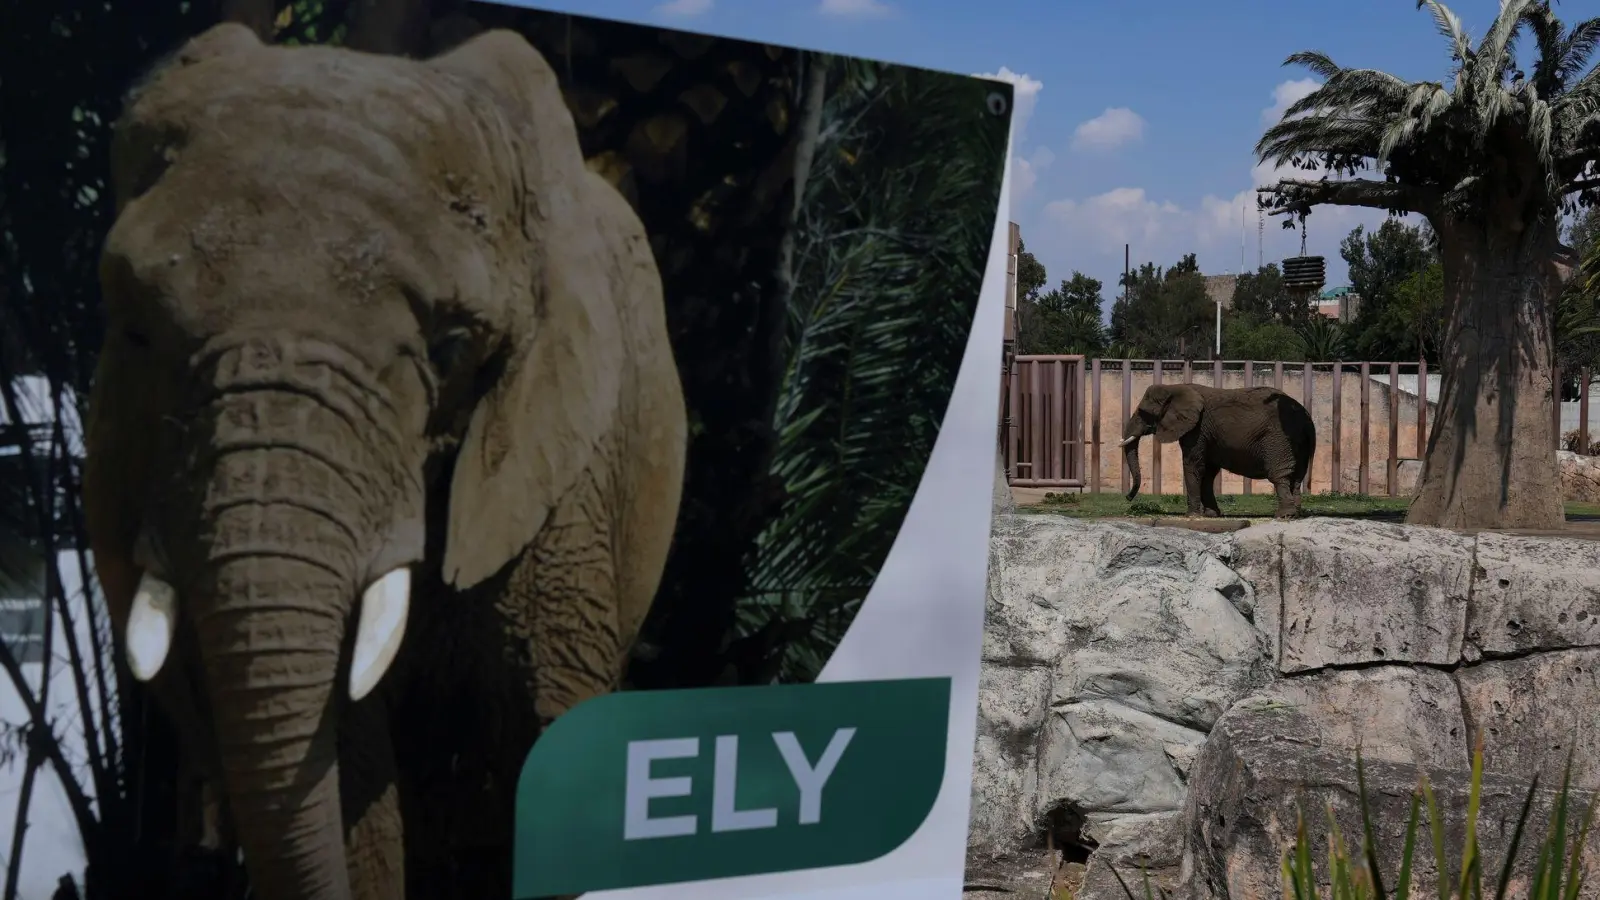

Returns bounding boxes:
[1013,241,1109,356]
[1255,0,1600,530]
[1108,253,1213,359]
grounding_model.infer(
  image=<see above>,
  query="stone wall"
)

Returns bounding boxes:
[1084,367,1431,496]
[969,515,1600,899]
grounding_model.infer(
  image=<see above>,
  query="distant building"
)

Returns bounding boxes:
[1203,274,1238,310]
[1315,286,1361,323]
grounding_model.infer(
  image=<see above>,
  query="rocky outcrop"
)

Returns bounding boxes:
[970,514,1600,900]
[1559,450,1600,504]
[1181,701,1600,900]
[970,517,1268,896]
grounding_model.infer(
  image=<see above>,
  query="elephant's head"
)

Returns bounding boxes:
[1120,384,1202,501]
[84,25,648,900]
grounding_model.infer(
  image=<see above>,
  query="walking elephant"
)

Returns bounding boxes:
[83,23,686,900]
[1121,383,1315,518]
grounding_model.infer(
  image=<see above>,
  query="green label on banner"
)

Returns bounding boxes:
[511,677,951,897]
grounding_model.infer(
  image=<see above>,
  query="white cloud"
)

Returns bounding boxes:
[971,67,1049,205]
[1261,77,1321,127]
[656,0,713,14]
[1026,77,1419,297]
[1070,107,1146,152]
[1012,147,1056,200]
[818,0,894,17]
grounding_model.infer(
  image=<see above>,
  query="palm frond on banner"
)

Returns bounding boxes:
[736,55,1008,683]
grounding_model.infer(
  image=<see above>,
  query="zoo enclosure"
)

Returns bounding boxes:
[1002,356,1600,497]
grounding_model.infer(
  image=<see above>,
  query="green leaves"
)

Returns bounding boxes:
[733,56,1007,682]
[1257,0,1600,221]
[1280,741,1595,900]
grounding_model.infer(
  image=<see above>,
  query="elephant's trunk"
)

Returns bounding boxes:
[1122,414,1145,501]
[181,355,391,900]
[196,548,351,900]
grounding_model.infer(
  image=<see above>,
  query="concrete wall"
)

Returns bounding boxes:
[1081,364,1434,496]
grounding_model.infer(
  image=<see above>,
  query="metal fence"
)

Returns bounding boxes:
[1003,355,1600,497]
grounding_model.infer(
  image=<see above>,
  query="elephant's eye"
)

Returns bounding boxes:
[427,327,473,376]
[124,327,151,348]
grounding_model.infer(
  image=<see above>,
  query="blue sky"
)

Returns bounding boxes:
[492,0,1496,313]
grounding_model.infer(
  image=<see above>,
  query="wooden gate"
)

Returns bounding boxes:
[1004,354,1085,488]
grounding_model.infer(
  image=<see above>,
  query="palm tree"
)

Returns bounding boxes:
[1255,0,1600,530]
[1298,314,1351,362]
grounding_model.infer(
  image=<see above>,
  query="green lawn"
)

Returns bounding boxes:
[1025,491,1600,521]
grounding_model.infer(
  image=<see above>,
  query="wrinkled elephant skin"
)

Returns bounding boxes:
[1122,384,1315,519]
[82,24,687,900]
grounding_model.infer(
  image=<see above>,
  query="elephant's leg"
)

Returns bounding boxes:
[1179,439,1214,517]
[1271,476,1298,518]
[338,696,405,900]
[1199,464,1223,517]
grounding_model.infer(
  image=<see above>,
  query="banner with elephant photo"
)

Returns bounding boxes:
[0,2,1012,900]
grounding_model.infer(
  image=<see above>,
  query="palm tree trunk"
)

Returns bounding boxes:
[1406,219,1566,530]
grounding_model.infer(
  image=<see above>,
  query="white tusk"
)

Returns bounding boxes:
[126,573,178,682]
[349,567,410,702]
[1121,435,1139,447]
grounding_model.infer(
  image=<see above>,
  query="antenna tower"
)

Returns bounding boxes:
[1257,206,1264,270]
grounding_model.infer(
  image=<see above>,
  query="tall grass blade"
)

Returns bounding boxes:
[1495,771,1542,900]
[1458,740,1486,900]
[1356,750,1389,900]
[1421,776,1449,900]
[1396,780,1424,900]
[1297,807,1318,900]
[1560,784,1595,900]
[1547,750,1574,900]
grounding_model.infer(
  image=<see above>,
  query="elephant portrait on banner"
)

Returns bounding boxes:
[1121,383,1316,519]
[83,23,686,900]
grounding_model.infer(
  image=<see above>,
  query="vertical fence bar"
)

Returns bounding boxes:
[1301,363,1314,492]
[1052,360,1066,481]
[1152,361,1164,496]
[1581,368,1592,455]
[1359,362,1371,496]
[1074,361,1086,484]
[1029,360,1044,482]
[1242,361,1254,494]
[1274,361,1284,390]
[1121,360,1132,495]
[1213,359,1224,497]
[1388,362,1400,497]
[1554,366,1563,451]
[1331,364,1343,493]
[1417,359,1428,458]
[1008,354,1021,480]
[1091,359,1102,493]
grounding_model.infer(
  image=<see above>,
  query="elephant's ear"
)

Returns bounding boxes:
[1156,386,1203,442]
[430,31,627,590]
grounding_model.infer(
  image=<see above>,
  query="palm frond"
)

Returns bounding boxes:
[1417,0,1474,64]
[736,57,1008,682]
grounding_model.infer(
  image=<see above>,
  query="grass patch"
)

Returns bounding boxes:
[1024,492,1600,521]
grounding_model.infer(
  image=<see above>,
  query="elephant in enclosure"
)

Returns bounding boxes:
[83,24,686,900]
[1121,383,1315,519]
